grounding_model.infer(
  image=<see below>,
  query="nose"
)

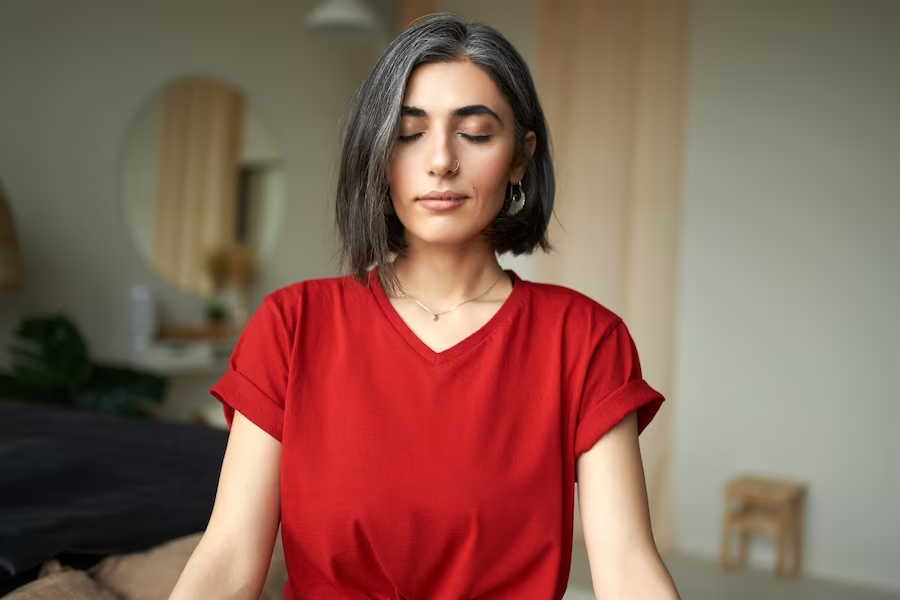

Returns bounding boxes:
[427,133,458,177]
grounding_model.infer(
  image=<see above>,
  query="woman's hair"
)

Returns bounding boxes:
[335,13,554,289]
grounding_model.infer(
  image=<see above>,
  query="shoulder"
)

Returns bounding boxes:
[256,274,371,324]
[524,280,622,335]
[265,274,371,305]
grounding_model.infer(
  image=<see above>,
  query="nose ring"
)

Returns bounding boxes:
[450,160,460,174]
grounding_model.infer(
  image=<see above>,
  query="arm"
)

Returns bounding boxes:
[577,412,679,599]
[169,411,281,600]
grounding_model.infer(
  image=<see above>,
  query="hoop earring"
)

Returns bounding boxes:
[507,181,525,216]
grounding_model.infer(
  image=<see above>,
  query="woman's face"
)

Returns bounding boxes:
[386,60,534,250]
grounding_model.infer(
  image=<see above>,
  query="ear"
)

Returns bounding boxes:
[510,131,537,183]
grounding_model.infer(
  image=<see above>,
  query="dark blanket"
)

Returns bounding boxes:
[0,401,228,594]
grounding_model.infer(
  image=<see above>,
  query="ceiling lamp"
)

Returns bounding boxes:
[306,0,381,37]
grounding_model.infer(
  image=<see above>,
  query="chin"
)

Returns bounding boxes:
[404,224,488,249]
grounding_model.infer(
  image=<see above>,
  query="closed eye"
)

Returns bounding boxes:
[399,132,491,143]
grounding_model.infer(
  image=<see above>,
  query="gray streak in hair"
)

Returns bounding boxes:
[335,14,555,292]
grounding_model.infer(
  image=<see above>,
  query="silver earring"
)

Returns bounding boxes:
[507,181,525,216]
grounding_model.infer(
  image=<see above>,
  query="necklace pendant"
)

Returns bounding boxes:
[433,314,439,322]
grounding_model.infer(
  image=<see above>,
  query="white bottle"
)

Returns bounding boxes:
[127,284,157,350]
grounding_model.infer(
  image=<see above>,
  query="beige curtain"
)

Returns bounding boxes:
[152,79,244,294]
[535,0,688,551]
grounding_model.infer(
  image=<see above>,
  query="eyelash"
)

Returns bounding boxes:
[397,133,491,143]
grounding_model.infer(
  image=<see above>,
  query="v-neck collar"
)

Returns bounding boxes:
[368,267,530,366]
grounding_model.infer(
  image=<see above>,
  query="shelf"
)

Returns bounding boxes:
[157,322,235,342]
[127,338,234,376]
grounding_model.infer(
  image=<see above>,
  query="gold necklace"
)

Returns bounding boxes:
[398,271,507,322]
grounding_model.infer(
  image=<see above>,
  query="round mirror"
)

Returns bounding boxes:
[121,76,285,297]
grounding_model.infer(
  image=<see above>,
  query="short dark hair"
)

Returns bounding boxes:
[335,13,555,290]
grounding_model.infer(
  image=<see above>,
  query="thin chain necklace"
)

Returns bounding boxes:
[398,271,507,322]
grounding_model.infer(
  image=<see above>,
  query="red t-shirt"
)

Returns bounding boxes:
[211,271,663,600]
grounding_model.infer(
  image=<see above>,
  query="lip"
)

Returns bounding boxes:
[417,198,465,212]
[419,190,468,200]
[417,190,468,212]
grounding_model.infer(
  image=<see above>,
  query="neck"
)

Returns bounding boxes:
[392,241,505,303]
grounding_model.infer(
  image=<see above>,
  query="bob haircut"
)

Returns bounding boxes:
[335,13,555,290]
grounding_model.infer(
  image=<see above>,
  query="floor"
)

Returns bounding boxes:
[565,541,900,600]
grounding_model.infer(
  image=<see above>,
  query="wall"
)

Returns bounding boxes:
[0,0,377,415]
[0,0,534,352]
[675,0,900,590]
[121,97,161,263]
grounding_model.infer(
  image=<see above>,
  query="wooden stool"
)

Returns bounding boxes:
[719,475,807,577]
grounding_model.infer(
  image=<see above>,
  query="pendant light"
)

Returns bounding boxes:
[306,0,381,37]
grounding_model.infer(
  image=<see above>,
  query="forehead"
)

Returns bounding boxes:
[402,60,510,115]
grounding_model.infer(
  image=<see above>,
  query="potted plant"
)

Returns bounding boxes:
[0,314,167,418]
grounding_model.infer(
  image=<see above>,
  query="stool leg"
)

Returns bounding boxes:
[791,501,805,576]
[719,508,733,572]
[775,528,787,577]
[738,531,750,569]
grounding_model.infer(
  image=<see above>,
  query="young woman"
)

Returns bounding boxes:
[171,14,679,600]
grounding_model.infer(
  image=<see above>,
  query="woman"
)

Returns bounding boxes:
[171,14,680,600]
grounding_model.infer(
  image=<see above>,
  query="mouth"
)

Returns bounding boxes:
[417,190,468,212]
[419,190,468,201]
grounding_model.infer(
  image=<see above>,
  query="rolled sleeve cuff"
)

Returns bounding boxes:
[574,379,663,457]
[210,369,284,443]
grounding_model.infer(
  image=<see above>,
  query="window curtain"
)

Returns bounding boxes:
[535,0,688,550]
[152,79,244,294]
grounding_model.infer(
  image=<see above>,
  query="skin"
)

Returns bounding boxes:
[170,60,679,599]
[387,60,527,252]
[578,413,680,598]
[169,412,281,600]
[385,59,534,353]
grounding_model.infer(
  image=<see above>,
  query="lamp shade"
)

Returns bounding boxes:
[306,0,381,37]
[0,179,23,291]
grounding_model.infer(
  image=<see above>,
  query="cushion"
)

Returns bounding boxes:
[90,531,288,600]
[0,564,118,600]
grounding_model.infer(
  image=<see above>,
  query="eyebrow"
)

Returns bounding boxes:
[400,104,503,124]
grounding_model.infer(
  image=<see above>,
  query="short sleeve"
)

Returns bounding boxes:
[210,295,290,442]
[574,319,664,457]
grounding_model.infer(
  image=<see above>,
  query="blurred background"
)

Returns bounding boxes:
[0,0,898,598]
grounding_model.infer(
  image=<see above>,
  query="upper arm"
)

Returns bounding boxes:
[573,318,663,459]
[577,412,678,599]
[207,410,281,546]
[174,411,281,597]
[577,412,654,562]
[210,295,291,443]
[172,293,292,598]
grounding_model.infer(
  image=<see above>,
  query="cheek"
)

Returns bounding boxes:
[472,151,513,199]
[385,153,398,186]
[386,149,413,191]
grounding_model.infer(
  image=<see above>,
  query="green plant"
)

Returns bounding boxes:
[204,299,229,323]
[0,314,168,418]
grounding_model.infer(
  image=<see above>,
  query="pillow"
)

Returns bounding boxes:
[89,534,199,600]
[0,565,118,600]
[90,531,288,600]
